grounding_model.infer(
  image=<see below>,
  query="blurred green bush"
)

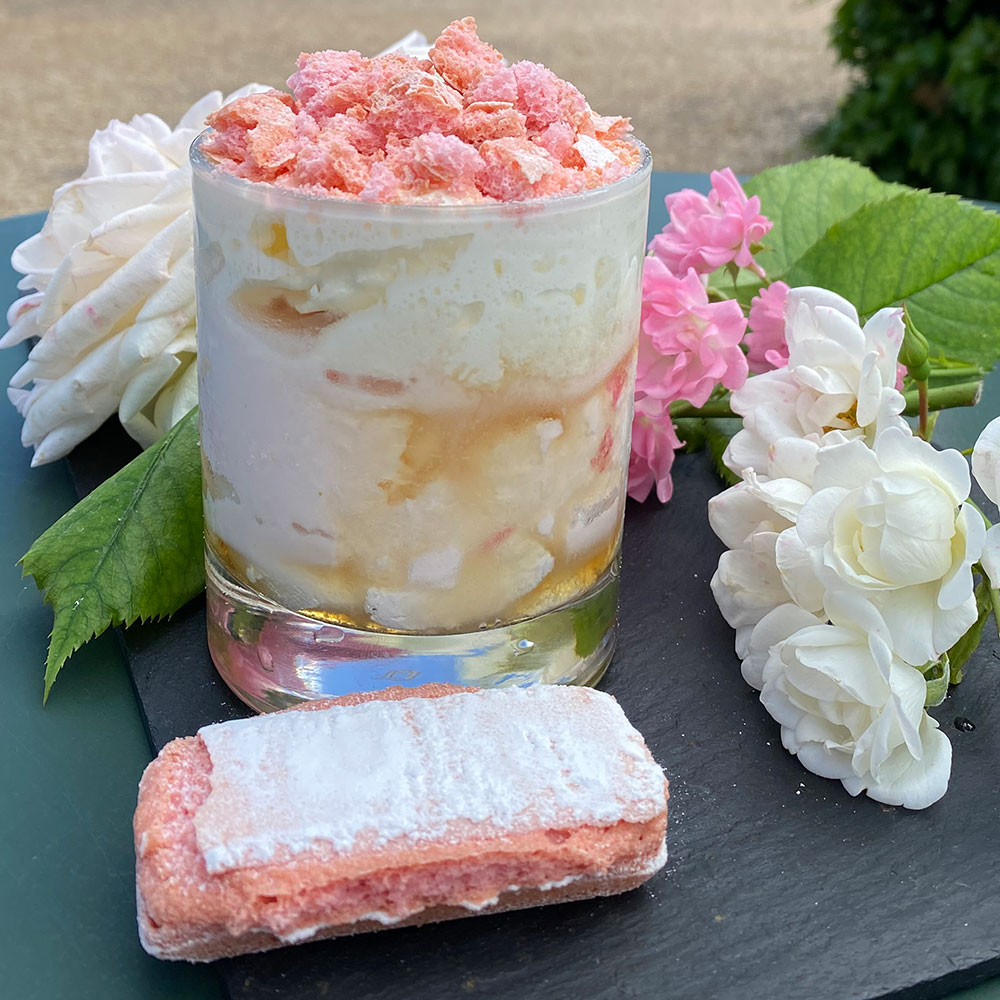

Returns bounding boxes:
[814,0,1000,200]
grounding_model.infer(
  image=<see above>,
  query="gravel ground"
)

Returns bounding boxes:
[0,0,849,216]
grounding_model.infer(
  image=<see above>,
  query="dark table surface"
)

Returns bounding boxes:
[2,175,999,1000]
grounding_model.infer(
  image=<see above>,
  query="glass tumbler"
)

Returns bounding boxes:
[191,136,651,711]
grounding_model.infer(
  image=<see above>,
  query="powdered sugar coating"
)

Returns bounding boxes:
[200,17,636,203]
[194,686,666,873]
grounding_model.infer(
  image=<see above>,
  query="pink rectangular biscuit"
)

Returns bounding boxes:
[134,683,668,961]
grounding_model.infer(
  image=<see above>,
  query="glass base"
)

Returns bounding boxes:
[205,550,619,713]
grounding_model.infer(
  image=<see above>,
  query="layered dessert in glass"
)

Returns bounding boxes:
[192,19,651,710]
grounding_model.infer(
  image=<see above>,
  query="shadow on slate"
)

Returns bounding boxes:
[69,424,1000,1000]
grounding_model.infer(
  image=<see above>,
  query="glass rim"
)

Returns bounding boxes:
[189,131,652,217]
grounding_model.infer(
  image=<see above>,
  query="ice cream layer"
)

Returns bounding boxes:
[200,18,638,204]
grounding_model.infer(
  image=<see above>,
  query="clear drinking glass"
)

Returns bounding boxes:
[191,136,651,711]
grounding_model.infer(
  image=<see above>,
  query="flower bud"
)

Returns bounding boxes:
[900,307,931,382]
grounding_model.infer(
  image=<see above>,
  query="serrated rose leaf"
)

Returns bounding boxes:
[21,406,203,701]
[784,190,1000,369]
[742,156,906,276]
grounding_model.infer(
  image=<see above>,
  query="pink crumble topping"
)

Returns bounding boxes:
[201,17,638,203]
[428,16,504,93]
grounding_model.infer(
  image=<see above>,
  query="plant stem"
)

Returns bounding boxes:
[669,379,983,421]
[902,379,982,415]
[922,363,986,382]
[917,380,929,439]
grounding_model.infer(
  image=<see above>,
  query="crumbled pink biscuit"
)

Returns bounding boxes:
[289,51,418,123]
[477,137,583,201]
[604,138,643,172]
[465,64,519,106]
[358,163,402,203]
[584,160,631,189]
[429,16,504,93]
[367,52,428,103]
[590,113,632,141]
[361,133,486,203]
[311,112,384,157]
[368,69,464,139]
[287,50,368,119]
[202,19,638,202]
[454,103,528,144]
[511,61,589,134]
[534,121,577,164]
[202,91,299,181]
[285,122,372,194]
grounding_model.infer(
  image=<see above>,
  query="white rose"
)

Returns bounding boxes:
[708,481,794,550]
[710,530,790,633]
[708,483,800,668]
[724,286,907,478]
[759,590,951,809]
[740,601,823,690]
[2,85,268,465]
[779,426,984,666]
[971,416,1000,588]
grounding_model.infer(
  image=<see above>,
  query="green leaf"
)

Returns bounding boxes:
[921,655,949,708]
[946,575,995,685]
[785,190,1000,369]
[672,417,707,453]
[743,156,907,276]
[22,407,204,701]
[703,417,742,487]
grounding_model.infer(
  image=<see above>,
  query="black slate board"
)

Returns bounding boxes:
[69,420,1000,1000]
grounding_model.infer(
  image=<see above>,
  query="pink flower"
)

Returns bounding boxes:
[895,362,907,391]
[745,281,790,373]
[637,258,749,407]
[628,397,682,503]
[649,168,772,277]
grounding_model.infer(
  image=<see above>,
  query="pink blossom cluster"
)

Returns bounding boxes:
[649,168,772,278]
[744,280,790,373]
[629,169,779,503]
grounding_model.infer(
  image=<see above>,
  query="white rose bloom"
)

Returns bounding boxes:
[711,531,790,633]
[708,483,800,666]
[759,590,951,810]
[740,601,823,690]
[971,416,1000,588]
[724,286,907,479]
[972,416,1000,504]
[708,481,794,550]
[2,84,268,465]
[782,427,984,666]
